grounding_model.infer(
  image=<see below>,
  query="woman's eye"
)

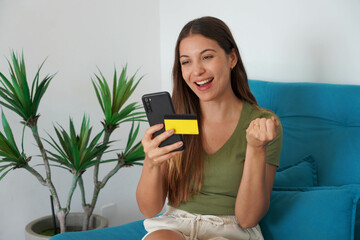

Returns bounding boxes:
[181,60,190,65]
[203,55,213,60]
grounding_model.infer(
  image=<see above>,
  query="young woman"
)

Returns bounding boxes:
[137,16,282,240]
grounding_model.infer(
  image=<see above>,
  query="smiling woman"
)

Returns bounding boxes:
[136,16,283,240]
[179,35,237,101]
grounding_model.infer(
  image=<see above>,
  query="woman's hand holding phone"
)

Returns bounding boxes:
[142,123,183,168]
[138,123,182,217]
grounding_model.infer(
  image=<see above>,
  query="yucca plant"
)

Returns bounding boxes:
[0,51,65,230]
[0,51,146,234]
[0,50,55,185]
[44,116,112,232]
[72,67,147,230]
[78,120,145,230]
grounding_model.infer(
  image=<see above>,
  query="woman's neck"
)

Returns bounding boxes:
[200,92,243,123]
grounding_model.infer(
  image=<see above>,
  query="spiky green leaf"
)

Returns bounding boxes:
[45,116,110,174]
[0,51,54,122]
[0,168,12,181]
[92,66,145,127]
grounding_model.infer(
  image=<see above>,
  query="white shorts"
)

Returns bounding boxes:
[142,207,264,240]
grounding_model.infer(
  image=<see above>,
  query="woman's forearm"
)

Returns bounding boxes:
[136,160,167,218]
[235,145,269,229]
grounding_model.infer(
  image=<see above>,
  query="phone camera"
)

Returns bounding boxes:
[144,98,152,113]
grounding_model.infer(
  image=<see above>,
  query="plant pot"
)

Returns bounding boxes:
[25,212,108,240]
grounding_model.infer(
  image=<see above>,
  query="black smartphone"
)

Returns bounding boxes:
[142,91,185,151]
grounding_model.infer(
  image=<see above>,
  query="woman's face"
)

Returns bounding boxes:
[179,34,237,102]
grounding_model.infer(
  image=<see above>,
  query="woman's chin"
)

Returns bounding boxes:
[197,93,216,103]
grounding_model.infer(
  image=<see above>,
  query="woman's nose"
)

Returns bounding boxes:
[192,61,205,76]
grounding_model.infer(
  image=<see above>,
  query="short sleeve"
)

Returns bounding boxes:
[265,115,283,167]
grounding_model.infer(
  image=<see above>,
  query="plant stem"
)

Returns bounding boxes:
[24,164,67,232]
[24,164,46,186]
[78,176,87,206]
[82,129,114,230]
[81,158,125,230]
[93,131,111,185]
[29,125,61,207]
[99,160,125,188]
[79,176,92,231]
[82,126,132,230]
[31,125,51,179]
[66,175,79,212]
[23,164,61,211]
[30,124,68,232]
[56,210,67,233]
[81,205,91,231]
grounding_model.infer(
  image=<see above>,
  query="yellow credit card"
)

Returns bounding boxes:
[164,114,199,135]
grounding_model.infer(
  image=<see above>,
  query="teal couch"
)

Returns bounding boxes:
[51,80,360,240]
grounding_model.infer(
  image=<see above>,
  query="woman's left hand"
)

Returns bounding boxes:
[246,117,280,149]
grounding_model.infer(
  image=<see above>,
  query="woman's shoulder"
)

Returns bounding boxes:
[245,101,280,121]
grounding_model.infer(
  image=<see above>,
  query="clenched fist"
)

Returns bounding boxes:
[246,117,280,149]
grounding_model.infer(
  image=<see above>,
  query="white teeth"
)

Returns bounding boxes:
[196,79,212,85]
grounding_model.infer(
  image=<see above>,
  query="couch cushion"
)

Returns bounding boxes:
[260,185,360,240]
[249,80,360,186]
[274,155,317,188]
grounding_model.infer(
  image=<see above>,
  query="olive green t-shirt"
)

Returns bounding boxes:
[172,101,283,215]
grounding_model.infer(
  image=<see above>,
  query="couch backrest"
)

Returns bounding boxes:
[249,80,360,186]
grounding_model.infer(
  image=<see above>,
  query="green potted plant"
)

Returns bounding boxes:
[0,51,146,237]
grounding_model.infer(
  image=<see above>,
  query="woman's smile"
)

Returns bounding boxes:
[195,77,214,90]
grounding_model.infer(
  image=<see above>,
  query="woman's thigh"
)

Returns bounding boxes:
[144,229,186,240]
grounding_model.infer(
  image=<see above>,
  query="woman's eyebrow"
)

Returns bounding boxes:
[180,49,216,58]
[201,49,216,54]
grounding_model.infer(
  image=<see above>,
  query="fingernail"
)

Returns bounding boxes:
[158,124,164,128]
[177,141,183,146]
[168,129,174,134]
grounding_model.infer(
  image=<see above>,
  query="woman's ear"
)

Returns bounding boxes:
[230,48,238,69]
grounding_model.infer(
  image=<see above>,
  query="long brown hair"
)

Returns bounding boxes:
[167,16,257,206]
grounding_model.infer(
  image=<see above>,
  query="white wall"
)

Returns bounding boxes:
[160,0,360,92]
[0,1,160,239]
